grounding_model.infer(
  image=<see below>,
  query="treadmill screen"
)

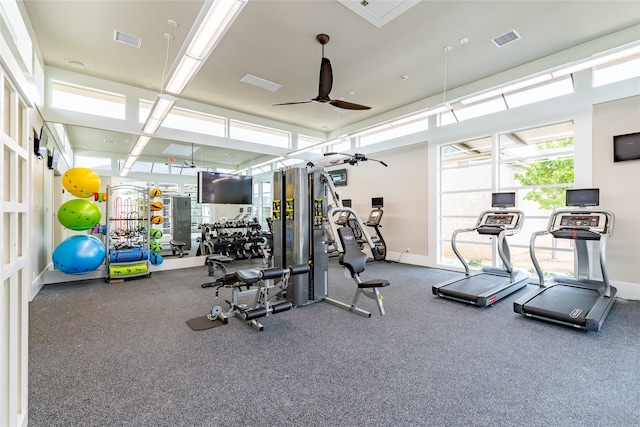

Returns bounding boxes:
[559,215,600,227]
[485,215,514,225]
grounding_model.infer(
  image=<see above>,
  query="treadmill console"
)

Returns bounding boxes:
[366,209,383,227]
[550,212,608,240]
[476,211,523,235]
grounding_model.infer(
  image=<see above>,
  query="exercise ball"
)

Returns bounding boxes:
[53,235,106,274]
[150,251,163,265]
[58,199,102,230]
[150,188,162,198]
[149,240,163,252]
[149,228,163,239]
[150,201,164,211]
[62,167,101,198]
[151,215,163,224]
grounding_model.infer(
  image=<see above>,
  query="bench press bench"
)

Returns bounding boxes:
[206,264,310,331]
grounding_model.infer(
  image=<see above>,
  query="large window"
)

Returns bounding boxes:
[52,82,126,119]
[439,122,575,279]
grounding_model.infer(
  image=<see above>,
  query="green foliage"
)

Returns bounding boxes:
[513,138,574,210]
[468,258,483,268]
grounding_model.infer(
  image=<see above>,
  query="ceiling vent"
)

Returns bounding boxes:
[113,30,142,48]
[492,30,520,48]
[240,74,282,92]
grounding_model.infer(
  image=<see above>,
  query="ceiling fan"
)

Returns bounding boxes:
[273,34,371,111]
[183,143,197,168]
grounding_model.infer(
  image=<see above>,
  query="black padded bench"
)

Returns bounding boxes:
[324,226,390,316]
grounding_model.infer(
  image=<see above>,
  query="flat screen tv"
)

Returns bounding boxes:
[491,192,515,208]
[328,168,347,186]
[566,188,599,207]
[372,197,383,208]
[197,171,253,204]
[613,132,640,162]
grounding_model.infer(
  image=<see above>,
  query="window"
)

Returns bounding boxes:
[358,114,429,147]
[593,55,640,87]
[75,155,111,171]
[229,120,290,148]
[298,134,324,155]
[52,82,126,119]
[139,100,226,137]
[439,122,575,279]
[504,77,573,108]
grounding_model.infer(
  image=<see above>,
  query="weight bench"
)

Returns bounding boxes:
[324,226,390,317]
[206,264,310,331]
[204,254,234,279]
[170,240,186,258]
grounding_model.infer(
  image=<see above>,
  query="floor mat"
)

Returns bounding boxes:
[186,315,224,331]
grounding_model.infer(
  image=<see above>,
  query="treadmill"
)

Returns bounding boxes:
[433,192,529,307]
[514,188,616,332]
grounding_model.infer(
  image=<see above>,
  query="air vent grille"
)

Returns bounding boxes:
[240,74,282,92]
[114,30,142,48]
[492,30,520,48]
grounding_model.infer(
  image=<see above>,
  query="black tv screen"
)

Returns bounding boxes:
[197,172,253,204]
[566,188,599,207]
[613,132,640,162]
[372,197,383,208]
[492,192,515,208]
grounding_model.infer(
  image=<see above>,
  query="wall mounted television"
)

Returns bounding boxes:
[371,197,384,208]
[566,188,599,207]
[613,131,640,162]
[491,192,516,208]
[197,172,253,204]
[328,168,347,186]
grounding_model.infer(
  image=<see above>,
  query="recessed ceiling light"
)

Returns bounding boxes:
[65,58,87,69]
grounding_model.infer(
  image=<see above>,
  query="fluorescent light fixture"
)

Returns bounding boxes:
[551,42,640,78]
[164,0,247,94]
[288,139,339,156]
[164,56,202,94]
[130,136,151,156]
[460,74,553,105]
[142,94,176,134]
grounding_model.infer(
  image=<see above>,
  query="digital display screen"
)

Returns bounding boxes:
[559,215,600,227]
[491,192,516,208]
[566,188,599,207]
[485,215,514,225]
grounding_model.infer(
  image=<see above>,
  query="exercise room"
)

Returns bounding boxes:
[2,1,640,426]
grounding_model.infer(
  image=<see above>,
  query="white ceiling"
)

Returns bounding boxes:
[21,0,640,166]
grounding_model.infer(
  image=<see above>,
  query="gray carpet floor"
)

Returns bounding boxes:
[29,259,640,426]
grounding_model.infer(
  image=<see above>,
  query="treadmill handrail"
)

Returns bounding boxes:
[530,208,615,296]
[451,209,525,277]
[529,229,550,286]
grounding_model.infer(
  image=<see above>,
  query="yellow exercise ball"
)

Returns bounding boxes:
[150,188,162,198]
[62,167,101,198]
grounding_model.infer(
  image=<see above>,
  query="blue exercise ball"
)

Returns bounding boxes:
[53,235,106,274]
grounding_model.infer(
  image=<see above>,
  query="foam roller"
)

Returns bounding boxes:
[261,267,286,280]
[243,307,268,320]
[289,264,310,275]
[271,302,292,314]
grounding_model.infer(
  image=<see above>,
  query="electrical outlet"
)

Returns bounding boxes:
[406,247,410,253]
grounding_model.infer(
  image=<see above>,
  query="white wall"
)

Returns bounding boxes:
[330,143,429,263]
[592,95,640,300]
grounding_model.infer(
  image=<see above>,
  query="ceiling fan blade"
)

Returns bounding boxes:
[317,57,333,101]
[272,100,313,106]
[329,99,371,110]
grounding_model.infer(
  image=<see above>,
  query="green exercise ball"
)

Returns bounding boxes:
[58,198,102,231]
